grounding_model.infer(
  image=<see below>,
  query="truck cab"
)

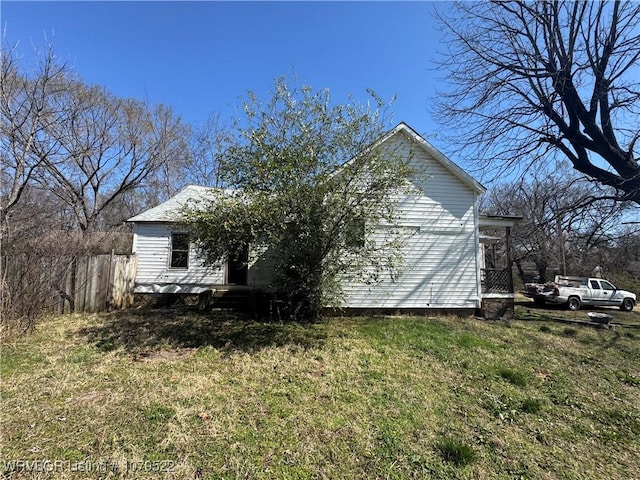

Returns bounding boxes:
[587,279,618,306]
[546,276,636,311]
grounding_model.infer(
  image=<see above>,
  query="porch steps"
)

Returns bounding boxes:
[208,288,255,312]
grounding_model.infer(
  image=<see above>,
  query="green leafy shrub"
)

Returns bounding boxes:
[521,397,543,414]
[498,367,529,386]
[435,436,476,466]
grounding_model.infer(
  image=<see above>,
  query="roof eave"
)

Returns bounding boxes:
[393,122,487,195]
[479,214,523,229]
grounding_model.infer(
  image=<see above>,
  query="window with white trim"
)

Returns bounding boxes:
[170,233,190,269]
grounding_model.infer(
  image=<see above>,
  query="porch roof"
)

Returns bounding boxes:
[479,214,522,230]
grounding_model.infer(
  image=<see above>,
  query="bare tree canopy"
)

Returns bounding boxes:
[1,44,70,218]
[482,169,635,282]
[1,42,191,331]
[435,0,640,204]
[36,82,188,232]
[1,44,189,232]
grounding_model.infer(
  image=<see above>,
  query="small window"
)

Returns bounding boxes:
[346,218,365,249]
[590,280,600,289]
[170,233,190,269]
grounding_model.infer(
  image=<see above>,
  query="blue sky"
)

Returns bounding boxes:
[2,1,454,156]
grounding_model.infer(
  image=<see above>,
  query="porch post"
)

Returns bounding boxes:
[505,226,513,293]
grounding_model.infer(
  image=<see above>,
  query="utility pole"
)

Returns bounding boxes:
[556,214,567,276]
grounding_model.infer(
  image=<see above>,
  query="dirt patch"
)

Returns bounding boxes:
[134,348,197,363]
[534,370,552,383]
[67,390,112,405]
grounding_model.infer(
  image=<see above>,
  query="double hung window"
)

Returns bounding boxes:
[170,233,190,269]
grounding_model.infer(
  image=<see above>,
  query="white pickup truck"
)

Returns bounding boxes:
[528,275,636,312]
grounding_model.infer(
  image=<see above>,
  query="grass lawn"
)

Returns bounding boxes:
[1,307,639,479]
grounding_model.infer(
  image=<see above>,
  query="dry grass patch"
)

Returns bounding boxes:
[1,310,639,479]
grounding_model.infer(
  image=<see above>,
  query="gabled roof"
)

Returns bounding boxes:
[127,185,220,222]
[383,122,486,195]
[128,122,486,223]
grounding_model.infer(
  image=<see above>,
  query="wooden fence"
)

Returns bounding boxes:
[1,252,137,316]
[64,253,137,313]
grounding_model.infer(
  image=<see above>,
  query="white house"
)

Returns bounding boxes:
[128,123,516,315]
[128,185,278,295]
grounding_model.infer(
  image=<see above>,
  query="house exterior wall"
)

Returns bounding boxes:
[132,223,277,292]
[129,125,484,308]
[132,222,224,289]
[339,134,481,309]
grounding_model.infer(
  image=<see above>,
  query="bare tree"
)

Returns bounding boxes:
[482,170,635,282]
[435,1,640,204]
[1,41,189,334]
[35,83,188,232]
[184,113,228,187]
[129,113,230,215]
[2,42,189,234]
[1,44,71,221]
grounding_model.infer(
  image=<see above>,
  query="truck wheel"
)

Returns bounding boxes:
[567,297,581,311]
[620,298,634,312]
[534,297,545,306]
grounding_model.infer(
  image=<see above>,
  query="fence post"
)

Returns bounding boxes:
[106,249,114,311]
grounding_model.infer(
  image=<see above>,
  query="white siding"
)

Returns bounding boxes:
[132,223,277,289]
[132,223,224,286]
[340,134,481,309]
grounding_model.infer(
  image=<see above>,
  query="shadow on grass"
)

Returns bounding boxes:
[514,302,638,356]
[77,307,326,355]
[515,301,640,327]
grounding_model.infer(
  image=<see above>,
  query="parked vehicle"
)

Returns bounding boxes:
[525,275,636,311]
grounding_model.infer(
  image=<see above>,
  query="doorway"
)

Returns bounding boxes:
[227,246,249,285]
